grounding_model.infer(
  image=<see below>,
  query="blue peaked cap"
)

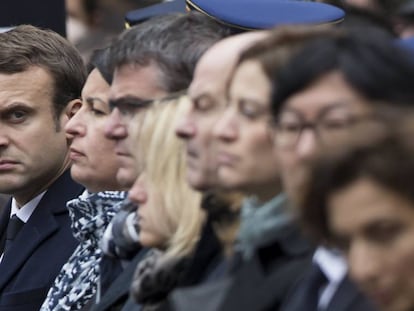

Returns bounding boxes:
[186,0,345,31]
[125,0,186,27]
[125,0,345,30]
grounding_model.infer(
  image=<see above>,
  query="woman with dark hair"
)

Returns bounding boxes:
[41,47,126,311]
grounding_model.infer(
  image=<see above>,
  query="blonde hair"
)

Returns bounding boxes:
[135,96,204,258]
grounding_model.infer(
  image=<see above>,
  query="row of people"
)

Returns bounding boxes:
[0,4,414,311]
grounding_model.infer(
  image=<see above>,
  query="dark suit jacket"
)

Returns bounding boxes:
[281,268,378,311]
[220,224,313,311]
[177,218,226,287]
[91,249,149,311]
[164,224,313,311]
[0,170,83,311]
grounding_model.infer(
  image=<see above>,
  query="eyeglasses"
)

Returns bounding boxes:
[109,89,188,119]
[272,107,379,150]
[109,97,153,120]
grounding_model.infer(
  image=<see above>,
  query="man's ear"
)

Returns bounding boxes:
[65,99,83,120]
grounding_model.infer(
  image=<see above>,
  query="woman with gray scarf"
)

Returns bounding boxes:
[210,28,319,310]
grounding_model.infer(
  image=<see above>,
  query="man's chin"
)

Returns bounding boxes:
[187,170,218,192]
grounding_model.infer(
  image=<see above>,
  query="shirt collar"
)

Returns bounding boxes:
[314,246,348,284]
[11,191,46,223]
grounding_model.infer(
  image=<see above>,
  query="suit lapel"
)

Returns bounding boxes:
[0,206,59,290]
[0,170,83,292]
[325,277,359,311]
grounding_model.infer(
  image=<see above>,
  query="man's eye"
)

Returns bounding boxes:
[118,105,137,117]
[366,222,406,245]
[8,110,27,123]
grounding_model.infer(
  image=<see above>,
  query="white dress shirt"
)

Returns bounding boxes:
[314,246,348,310]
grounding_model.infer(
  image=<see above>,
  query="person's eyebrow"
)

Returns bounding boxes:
[0,102,35,115]
[282,101,353,118]
[109,96,154,111]
[109,90,188,111]
[85,97,106,106]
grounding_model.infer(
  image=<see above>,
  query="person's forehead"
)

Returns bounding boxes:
[0,66,53,104]
[112,63,159,85]
[189,33,268,99]
[282,71,367,117]
[231,60,268,90]
[82,69,110,97]
[110,64,166,100]
[188,64,228,100]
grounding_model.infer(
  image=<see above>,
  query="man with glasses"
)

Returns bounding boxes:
[104,12,229,190]
[271,28,414,311]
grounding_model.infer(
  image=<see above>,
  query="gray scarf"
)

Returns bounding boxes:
[236,193,293,260]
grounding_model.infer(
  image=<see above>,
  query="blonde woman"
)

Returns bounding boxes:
[127,97,205,310]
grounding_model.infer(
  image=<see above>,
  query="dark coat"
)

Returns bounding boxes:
[91,249,149,311]
[280,266,378,311]
[219,224,313,311]
[177,218,227,287]
[0,170,83,311]
[165,223,313,311]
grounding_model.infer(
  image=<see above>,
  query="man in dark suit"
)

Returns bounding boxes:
[280,248,377,311]
[0,25,86,310]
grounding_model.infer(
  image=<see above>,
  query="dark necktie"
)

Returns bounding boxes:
[3,215,25,254]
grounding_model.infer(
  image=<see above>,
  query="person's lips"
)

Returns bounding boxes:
[69,147,85,160]
[0,159,19,170]
[364,286,394,309]
[114,144,132,158]
[360,284,398,310]
[186,146,199,159]
[185,146,201,168]
[116,151,132,158]
[216,151,239,166]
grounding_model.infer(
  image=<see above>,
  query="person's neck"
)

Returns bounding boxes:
[247,181,282,204]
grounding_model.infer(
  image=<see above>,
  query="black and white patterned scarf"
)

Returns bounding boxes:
[40,191,126,311]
